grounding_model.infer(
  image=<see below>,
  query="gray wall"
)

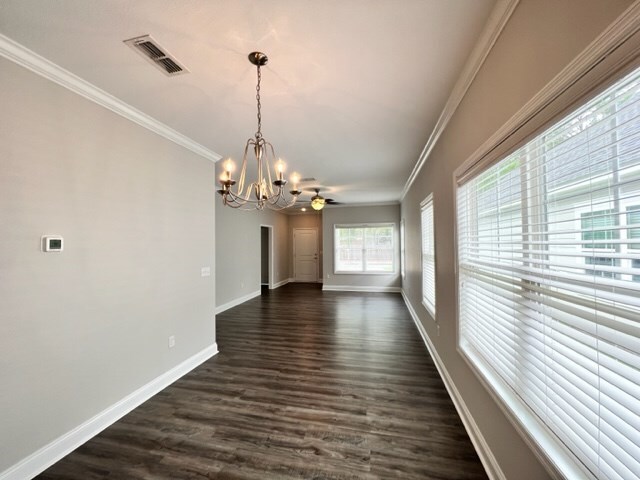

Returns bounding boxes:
[400,1,634,479]
[0,58,216,471]
[322,205,401,289]
[215,203,289,307]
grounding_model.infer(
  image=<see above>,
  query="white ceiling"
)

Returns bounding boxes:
[0,0,496,206]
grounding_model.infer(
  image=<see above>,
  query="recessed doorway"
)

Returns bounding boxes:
[260,225,273,292]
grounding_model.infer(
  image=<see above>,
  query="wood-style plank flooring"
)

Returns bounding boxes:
[37,283,488,479]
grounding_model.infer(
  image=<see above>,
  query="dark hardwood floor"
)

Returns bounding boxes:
[37,283,488,479]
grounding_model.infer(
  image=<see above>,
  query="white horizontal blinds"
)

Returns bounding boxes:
[421,195,435,315]
[457,65,640,480]
[400,219,406,278]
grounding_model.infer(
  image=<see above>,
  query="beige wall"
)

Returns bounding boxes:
[0,58,216,472]
[323,205,401,289]
[215,202,290,307]
[400,1,634,479]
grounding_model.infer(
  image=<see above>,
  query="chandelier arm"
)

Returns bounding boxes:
[265,141,277,196]
[236,140,253,196]
[264,160,275,198]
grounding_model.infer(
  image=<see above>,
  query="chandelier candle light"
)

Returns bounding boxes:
[217,52,302,210]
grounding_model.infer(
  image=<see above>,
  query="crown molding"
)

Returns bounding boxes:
[326,201,401,209]
[400,0,519,201]
[0,33,222,163]
[454,0,640,185]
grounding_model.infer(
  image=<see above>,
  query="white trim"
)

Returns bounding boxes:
[272,278,292,289]
[322,285,401,293]
[454,1,640,184]
[215,289,261,314]
[0,33,222,163]
[400,0,519,201]
[0,343,218,480]
[401,290,505,480]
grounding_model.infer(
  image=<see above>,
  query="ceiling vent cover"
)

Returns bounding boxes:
[123,35,189,76]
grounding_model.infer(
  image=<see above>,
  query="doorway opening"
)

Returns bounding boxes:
[260,225,273,293]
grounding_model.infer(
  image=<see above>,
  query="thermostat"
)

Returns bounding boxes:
[42,235,64,252]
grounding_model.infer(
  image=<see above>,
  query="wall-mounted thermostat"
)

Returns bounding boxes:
[42,235,64,252]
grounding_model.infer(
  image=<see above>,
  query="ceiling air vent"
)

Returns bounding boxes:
[123,35,189,77]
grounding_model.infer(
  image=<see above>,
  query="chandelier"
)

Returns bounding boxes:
[217,52,302,210]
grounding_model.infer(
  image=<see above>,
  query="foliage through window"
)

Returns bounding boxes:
[457,65,640,480]
[334,224,394,273]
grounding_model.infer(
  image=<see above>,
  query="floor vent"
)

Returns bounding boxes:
[124,35,189,76]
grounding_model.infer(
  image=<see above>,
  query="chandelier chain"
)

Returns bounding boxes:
[256,65,262,138]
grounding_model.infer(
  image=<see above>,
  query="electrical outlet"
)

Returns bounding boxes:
[201,266,211,277]
[327,274,330,279]
[168,335,175,348]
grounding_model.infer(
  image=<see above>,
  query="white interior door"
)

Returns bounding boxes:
[293,228,318,282]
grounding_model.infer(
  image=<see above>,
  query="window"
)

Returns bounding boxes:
[633,259,640,282]
[584,256,621,279]
[581,209,619,249]
[457,66,640,480]
[581,210,620,278]
[334,224,394,273]
[400,219,406,278]
[421,195,435,316]
[627,205,640,249]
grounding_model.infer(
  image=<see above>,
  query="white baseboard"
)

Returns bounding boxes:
[272,278,291,289]
[322,285,401,293]
[0,343,218,480]
[215,289,261,314]
[401,290,505,480]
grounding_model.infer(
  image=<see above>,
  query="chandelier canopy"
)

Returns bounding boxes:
[217,52,302,210]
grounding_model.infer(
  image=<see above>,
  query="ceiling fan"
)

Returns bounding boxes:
[303,188,342,211]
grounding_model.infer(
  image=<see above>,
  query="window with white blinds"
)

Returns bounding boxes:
[400,219,406,278]
[421,195,435,316]
[457,65,640,480]
[334,224,394,273]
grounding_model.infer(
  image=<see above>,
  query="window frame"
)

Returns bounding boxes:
[333,223,396,275]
